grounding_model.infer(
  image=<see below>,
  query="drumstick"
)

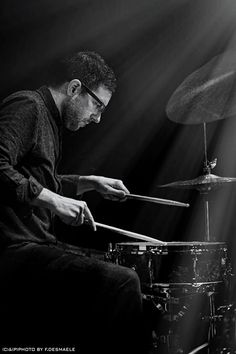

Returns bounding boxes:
[126,193,190,208]
[95,222,166,244]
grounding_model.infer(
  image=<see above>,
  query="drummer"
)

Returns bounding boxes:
[0,51,151,353]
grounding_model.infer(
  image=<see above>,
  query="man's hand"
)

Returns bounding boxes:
[32,188,96,230]
[77,175,130,201]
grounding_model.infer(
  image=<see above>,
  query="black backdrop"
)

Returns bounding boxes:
[1,0,236,284]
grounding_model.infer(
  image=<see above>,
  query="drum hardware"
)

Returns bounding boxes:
[148,292,195,353]
[142,294,184,354]
[142,293,167,315]
[144,289,219,324]
[151,282,224,296]
[212,303,236,352]
[152,297,191,323]
[151,331,184,354]
[164,304,191,323]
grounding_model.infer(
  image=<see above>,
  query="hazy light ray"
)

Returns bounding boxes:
[95,11,234,173]
[129,5,236,238]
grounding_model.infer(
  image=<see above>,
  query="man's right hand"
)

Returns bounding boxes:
[31,188,96,231]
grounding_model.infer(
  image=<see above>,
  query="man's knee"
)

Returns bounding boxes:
[114,265,142,295]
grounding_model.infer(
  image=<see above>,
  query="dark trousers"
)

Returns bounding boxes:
[0,241,151,353]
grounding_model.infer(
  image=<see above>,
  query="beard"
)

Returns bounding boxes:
[61,96,87,131]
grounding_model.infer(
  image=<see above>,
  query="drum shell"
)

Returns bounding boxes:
[113,242,229,288]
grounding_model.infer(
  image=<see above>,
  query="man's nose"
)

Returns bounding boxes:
[91,114,101,123]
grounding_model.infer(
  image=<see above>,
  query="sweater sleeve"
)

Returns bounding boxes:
[0,95,43,205]
[58,174,81,197]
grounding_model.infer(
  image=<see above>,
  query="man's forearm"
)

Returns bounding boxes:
[31,187,59,212]
[76,175,98,194]
[59,174,97,196]
[31,186,96,230]
[59,175,129,199]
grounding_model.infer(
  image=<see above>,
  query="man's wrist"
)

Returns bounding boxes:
[31,188,59,211]
[77,175,97,194]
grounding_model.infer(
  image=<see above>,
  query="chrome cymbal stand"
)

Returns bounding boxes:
[192,123,216,242]
[200,124,217,351]
[201,122,216,242]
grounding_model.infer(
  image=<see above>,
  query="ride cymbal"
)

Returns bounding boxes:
[166,51,236,124]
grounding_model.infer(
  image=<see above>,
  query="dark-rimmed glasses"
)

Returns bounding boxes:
[81,82,106,113]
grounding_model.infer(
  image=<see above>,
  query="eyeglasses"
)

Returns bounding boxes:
[81,82,106,113]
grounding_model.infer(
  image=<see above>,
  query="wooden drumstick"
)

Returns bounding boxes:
[126,193,190,207]
[95,221,166,244]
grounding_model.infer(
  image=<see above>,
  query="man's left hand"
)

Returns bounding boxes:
[78,175,130,201]
[94,176,130,201]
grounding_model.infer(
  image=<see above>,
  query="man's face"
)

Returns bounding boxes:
[62,85,112,131]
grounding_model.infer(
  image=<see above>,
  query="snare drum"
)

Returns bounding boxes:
[112,242,229,292]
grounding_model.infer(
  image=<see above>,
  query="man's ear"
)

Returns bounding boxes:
[67,79,82,96]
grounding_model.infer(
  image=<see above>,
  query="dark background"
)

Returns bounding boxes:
[1,0,236,283]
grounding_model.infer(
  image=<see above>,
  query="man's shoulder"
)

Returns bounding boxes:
[2,89,42,106]
[0,89,46,116]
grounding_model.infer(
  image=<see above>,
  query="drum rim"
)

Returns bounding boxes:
[115,241,227,247]
[150,281,223,287]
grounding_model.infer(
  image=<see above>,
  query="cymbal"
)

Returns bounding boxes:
[159,173,236,192]
[166,51,236,124]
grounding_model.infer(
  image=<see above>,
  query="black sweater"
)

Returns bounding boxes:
[0,86,78,247]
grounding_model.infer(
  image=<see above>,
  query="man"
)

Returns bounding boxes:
[0,52,150,353]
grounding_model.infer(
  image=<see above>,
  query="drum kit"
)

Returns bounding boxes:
[95,52,236,353]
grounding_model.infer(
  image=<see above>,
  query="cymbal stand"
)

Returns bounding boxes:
[203,123,208,172]
[202,124,217,351]
[202,192,210,242]
[201,123,217,242]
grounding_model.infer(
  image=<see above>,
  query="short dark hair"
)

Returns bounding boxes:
[48,51,116,93]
